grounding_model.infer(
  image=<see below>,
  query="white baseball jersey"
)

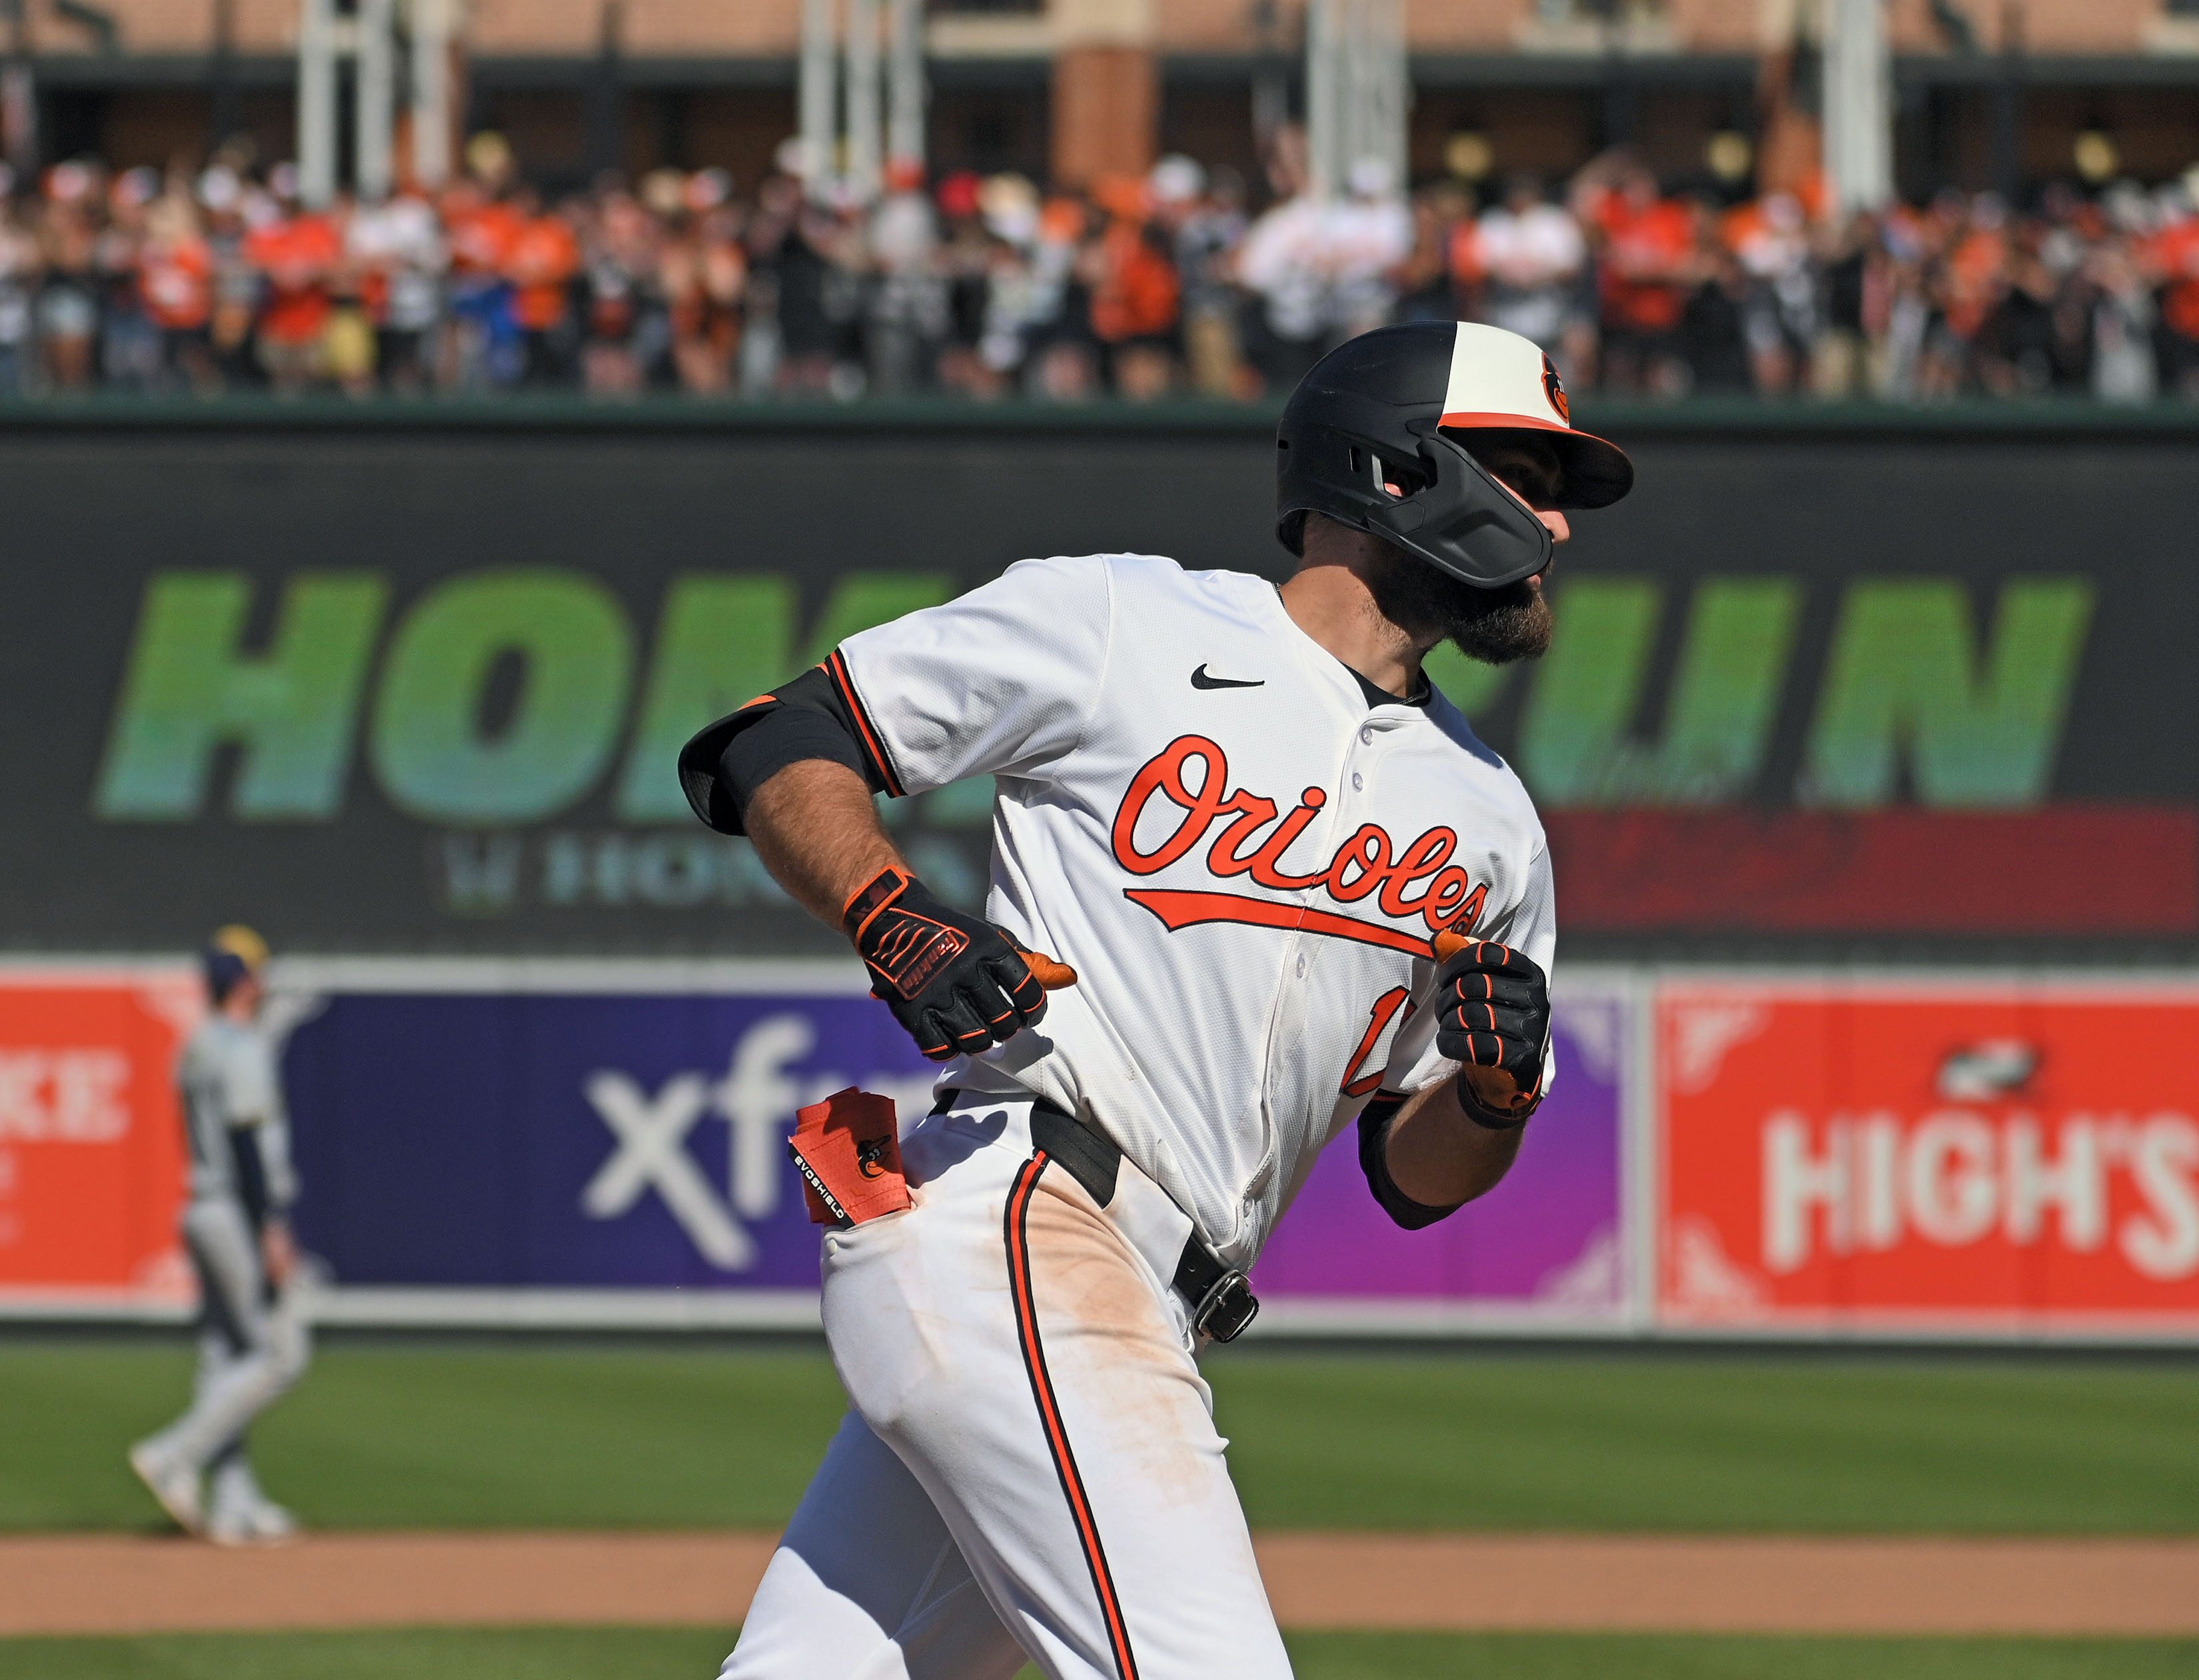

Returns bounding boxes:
[838,550,1556,1267]
[178,1017,297,1213]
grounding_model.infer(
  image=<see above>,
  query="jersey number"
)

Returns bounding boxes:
[1339,987,1412,1098]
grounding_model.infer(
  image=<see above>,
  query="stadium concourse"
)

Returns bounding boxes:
[2,135,2196,405]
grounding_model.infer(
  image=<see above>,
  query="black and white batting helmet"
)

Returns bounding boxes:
[1276,321,1633,589]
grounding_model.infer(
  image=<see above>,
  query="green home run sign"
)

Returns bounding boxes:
[1,415,2191,957]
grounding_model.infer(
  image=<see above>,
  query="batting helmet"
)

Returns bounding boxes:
[202,924,269,1004]
[1276,321,1633,589]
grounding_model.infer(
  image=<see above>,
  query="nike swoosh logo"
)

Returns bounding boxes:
[1191,664,1265,690]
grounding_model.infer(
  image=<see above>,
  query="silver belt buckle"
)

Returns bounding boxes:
[1192,1269,1259,1343]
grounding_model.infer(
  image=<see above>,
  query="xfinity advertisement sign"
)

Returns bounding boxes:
[282,974,936,1293]
[273,968,1636,1330]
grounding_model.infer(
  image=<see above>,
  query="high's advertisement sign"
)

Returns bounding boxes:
[1657,982,2199,1335]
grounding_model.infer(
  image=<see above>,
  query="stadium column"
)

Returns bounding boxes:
[1822,0,1894,215]
[1051,0,1158,188]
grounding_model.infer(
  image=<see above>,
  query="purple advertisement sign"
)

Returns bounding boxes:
[281,974,1629,1324]
[1252,992,1629,1317]
[285,983,937,1291]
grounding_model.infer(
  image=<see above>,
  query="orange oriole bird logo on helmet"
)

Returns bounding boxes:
[1542,355,1570,422]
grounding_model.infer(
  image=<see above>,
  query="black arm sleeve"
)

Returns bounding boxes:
[676,662,894,837]
[1356,1095,1467,1231]
[228,1126,271,1234]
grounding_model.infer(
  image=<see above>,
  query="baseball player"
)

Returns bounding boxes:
[680,321,1632,1678]
[129,926,310,1545]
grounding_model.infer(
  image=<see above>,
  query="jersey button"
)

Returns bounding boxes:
[1359,726,1374,744]
[1295,952,1307,978]
[1351,772,1364,792]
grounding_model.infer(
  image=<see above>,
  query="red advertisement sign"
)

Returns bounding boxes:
[1658,982,2199,1335]
[0,970,198,1309]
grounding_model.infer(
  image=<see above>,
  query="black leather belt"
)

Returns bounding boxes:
[934,1091,1260,1342]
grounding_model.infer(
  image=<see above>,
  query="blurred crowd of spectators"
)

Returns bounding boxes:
[2,130,2196,404]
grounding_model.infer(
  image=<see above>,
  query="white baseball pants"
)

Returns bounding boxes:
[722,1094,1292,1680]
[141,1199,311,1475]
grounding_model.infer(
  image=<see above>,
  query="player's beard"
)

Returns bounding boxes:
[1366,546,1554,666]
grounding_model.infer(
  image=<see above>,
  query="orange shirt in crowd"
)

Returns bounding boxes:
[1447,218,1484,289]
[1090,218,1179,343]
[1717,199,1765,254]
[504,214,582,331]
[243,215,342,346]
[1598,195,1693,334]
[2152,219,2199,341]
[446,198,525,281]
[357,266,390,325]
[1940,228,2007,340]
[139,237,213,331]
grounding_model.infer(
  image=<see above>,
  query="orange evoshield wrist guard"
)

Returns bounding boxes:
[788,1087,913,1226]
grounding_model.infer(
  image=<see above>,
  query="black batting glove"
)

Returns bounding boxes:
[844,866,1050,1062]
[1433,940,1551,1127]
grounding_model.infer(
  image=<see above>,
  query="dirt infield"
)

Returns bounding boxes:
[4,1531,2197,1639]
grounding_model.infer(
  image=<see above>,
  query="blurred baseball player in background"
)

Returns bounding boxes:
[681,321,1633,1678]
[129,926,310,1545]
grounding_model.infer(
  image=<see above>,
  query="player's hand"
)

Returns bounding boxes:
[1433,940,1550,1126]
[261,1222,297,1291]
[843,866,1076,1062]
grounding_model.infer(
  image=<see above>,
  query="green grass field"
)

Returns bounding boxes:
[0,1628,2192,1680]
[4,1340,2194,1535]
[5,1339,2196,1678]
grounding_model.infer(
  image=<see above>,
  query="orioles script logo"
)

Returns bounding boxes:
[1109,734,1485,959]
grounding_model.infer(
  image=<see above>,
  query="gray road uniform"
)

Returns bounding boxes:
[137,1016,311,1521]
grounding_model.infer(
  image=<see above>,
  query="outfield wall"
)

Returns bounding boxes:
[5,403,2195,1337]
[3,404,2196,966]
[4,959,2194,1343]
